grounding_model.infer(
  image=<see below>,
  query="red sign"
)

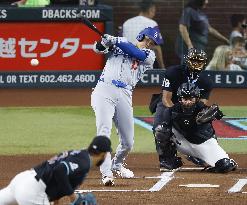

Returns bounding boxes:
[0,22,105,71]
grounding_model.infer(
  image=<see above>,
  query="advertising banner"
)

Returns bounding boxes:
[0,70,246,88]
[0,22,105,71]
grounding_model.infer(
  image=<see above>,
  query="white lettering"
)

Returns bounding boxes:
[6,75,16,83]
[42,9,100,19]
[151,74,159,83]
[19,75,38,83]
[80,9,100,19]
[215,75,221,83]
[0,75,4,83]
[0,10,7,18]
[226,75,232,84]
[141,73,148,83]
[236,75,245,84]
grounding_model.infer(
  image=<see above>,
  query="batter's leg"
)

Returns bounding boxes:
[112,91,134,170]
[91,91,116,178]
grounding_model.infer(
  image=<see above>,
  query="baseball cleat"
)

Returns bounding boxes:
[159,157,183,172]
[112,165,134,178]
[102,176,115,186]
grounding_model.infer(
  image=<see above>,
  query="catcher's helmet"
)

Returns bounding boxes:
[136,27,159,45]
[185,48,207,72]
[177,82,201,99]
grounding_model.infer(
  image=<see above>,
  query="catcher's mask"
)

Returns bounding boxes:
[177,82,201,112]
[185,48,207,77]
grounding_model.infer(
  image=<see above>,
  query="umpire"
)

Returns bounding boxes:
[151,48,213,171]
[0,135,112,205]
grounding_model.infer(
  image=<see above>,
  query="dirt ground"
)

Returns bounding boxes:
[0,87,246,106]
[0,153,246,205]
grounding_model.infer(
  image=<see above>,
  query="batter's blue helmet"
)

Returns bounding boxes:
[136,27,159,45]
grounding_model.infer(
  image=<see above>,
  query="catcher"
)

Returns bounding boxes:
[155,82,237,173]
[0,135,112,205]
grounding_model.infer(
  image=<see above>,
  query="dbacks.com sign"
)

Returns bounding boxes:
[42,9,100,19]
[0,9,7,18]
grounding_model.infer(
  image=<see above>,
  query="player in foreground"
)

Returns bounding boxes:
[155,82,238,173]
[91,27,157,186]
[0,135,112,205]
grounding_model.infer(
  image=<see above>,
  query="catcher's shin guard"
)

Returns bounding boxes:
[154,124,183,171]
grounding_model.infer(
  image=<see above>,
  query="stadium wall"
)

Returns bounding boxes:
[0,88,246,106]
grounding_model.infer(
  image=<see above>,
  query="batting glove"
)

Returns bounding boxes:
[101,34,117,47]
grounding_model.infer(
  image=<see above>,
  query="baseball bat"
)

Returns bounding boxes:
[77,13,104,37]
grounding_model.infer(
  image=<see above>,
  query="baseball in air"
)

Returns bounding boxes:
[31,59,39,66]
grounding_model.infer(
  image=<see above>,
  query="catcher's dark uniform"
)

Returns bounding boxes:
[170,101,231,167]
[152,64,213,165]
[153,64,213,128]
[171,101,213,144]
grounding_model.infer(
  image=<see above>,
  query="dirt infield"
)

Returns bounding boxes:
[0,87,246,106]
[0,153,246,205]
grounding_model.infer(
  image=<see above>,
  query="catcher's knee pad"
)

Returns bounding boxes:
[214,158,238,173]
[154,123,172,142]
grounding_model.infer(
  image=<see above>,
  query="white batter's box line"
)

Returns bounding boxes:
[228,178,247,193]
[148,172,175,192]
[75,189,151,193]
[75,172,175,193]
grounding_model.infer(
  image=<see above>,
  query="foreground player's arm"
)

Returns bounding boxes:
[162,90,174,108]
[53,162,74,196]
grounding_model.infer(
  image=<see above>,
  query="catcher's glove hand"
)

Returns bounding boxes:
[70,193,97,205]
[196,104,224,125]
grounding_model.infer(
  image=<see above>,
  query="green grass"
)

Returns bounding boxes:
[240,121,247,126]
[0,106,246,155]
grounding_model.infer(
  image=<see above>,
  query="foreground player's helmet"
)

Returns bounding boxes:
[136,27,159,45]
[185,48,207,73]
[177,82,201,100]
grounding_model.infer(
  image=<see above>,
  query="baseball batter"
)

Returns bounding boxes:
[155,82,237,173]
[91,27,157,186]
[0,136,111,205]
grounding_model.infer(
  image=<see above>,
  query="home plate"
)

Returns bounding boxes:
[179,184,219,188]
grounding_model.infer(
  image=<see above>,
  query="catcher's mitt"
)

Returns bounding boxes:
[196,104,224,125]
[70,193,97,205]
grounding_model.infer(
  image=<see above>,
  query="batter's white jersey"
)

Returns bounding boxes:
[100,37,156,88]
[91,37,156,179]
[123,16,162,45]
